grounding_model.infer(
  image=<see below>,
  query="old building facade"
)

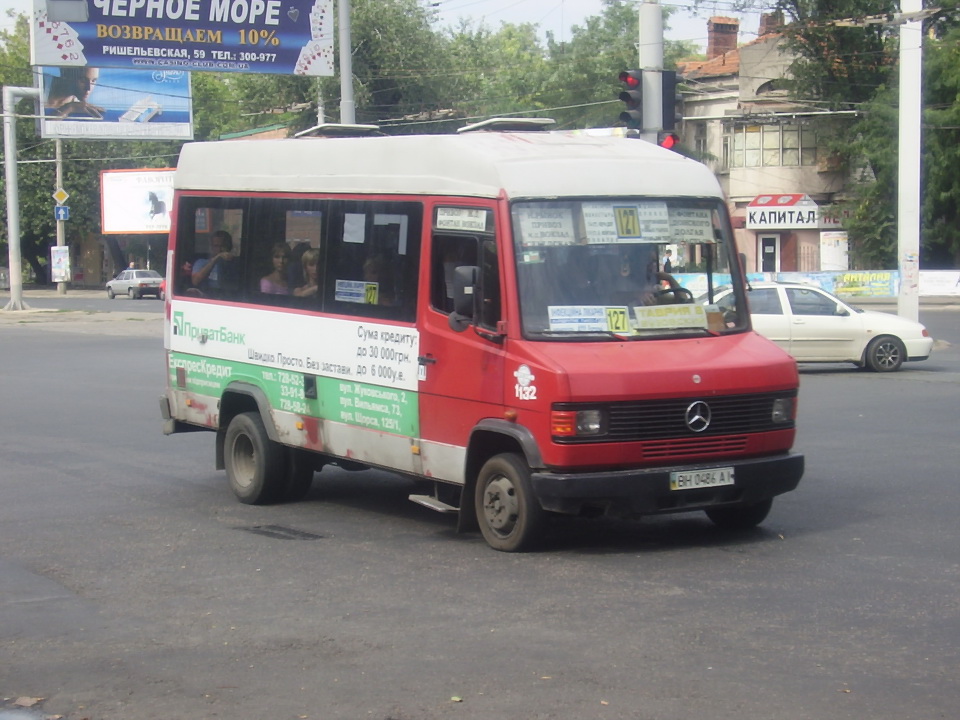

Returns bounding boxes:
[679,16,855,273]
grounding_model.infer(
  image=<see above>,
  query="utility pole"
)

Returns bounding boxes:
[833,6,932,321]
[897,0,922,322]
[339,0,355,124]
[638,0,664,144]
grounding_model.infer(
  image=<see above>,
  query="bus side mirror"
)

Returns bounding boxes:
[448,265,479,333]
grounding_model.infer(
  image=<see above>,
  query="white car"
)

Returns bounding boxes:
[106,269,163,299]
[707,282,934,372]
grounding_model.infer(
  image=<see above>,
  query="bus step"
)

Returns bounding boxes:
[409,494,458,514]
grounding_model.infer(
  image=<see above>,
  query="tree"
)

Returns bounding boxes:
[769,1,899,267]
[543,0,700,130]
[921,11,960,266]
[222,0,449,133]
[769,0,960,269]
[1,11,183,283]
[441,21,551,124]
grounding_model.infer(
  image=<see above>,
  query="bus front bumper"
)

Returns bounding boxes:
[530,452,804,517]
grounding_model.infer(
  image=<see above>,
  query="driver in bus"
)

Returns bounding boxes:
[191,230,238,297]
[610,244,685,306]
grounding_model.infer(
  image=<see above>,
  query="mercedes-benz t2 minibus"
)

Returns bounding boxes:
[160,128,803,551]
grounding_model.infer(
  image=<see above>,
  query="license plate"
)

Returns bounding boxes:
[670,467,735,491]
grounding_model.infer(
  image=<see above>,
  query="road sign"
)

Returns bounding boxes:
[55,206,70,221]
[53,188,69,204]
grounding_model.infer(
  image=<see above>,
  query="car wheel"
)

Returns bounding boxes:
[106,287,115,299]
[705,498,773,531]
[224,412,285,505]
[128,287,138,299]
[865,335,905,372]
[475,453,544,552]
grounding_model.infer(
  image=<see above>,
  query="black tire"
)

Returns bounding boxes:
[223,412,285,505]
[106,287,115,299]
[705,498,773,531]
[865,336,905,372]
[128,287,138,299]
[279,447,315,502]
[475,453,545,552]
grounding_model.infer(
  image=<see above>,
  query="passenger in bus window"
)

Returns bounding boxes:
[293,248,320,298]
[260,242,291,295]
[363,254,395,306]
[191,230,237,296]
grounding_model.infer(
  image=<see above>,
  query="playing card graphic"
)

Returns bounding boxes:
[34,10,88,66]
[294,0,334,76]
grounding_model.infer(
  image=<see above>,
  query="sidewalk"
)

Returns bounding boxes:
[0,287,163,337]
[3,286,106,299]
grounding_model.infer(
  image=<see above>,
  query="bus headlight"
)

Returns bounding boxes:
[771,397,796,423]
[551,409,606,437]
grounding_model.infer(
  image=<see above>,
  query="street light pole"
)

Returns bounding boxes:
[639,0,663,144]
[55,139,67,296]
[3,85,41,312]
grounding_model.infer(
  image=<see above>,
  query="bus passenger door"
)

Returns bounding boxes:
[416,207,506,485]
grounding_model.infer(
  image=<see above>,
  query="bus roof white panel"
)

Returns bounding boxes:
[174,133,723,200]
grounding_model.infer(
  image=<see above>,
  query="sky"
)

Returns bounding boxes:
[4,0,764,51]
[429,0,765,51]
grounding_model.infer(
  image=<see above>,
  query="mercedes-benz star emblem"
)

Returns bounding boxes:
[685,401,711,433]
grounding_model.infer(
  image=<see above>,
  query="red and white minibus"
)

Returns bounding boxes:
[160,126,803,551]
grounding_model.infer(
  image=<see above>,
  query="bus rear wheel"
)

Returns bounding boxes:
[475,453,544,552]
[224,412,285,505]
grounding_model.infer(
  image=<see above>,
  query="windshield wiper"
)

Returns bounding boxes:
[534,330,635,341]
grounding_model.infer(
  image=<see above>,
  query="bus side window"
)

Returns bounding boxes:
[324,202,421,322]
[477,238,501,329]
[431,235,477,314]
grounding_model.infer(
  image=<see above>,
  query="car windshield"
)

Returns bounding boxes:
[511,198,748,339]
[136,270,162,279]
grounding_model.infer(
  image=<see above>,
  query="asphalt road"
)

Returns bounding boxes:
[1,301,958,720]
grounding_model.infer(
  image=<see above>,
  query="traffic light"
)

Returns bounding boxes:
[657,131,680,150]
[618,70,643,128]
[661,70,681,131]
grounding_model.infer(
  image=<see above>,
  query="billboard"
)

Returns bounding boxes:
[101,168,174,234]
[30,0,334,76]
[39,67,193,139]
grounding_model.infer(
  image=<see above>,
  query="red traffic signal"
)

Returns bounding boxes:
[657,131,680,150]
[618,70,643,128]
[618,70,641,89]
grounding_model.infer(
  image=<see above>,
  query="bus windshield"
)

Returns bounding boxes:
[511,198,747,339]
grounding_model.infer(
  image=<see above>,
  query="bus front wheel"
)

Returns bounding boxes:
[475,453,544,552]
[224,412,285,505]
[705,498,772,531]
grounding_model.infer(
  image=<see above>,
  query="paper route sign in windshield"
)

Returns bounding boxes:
[30,0,334,76]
